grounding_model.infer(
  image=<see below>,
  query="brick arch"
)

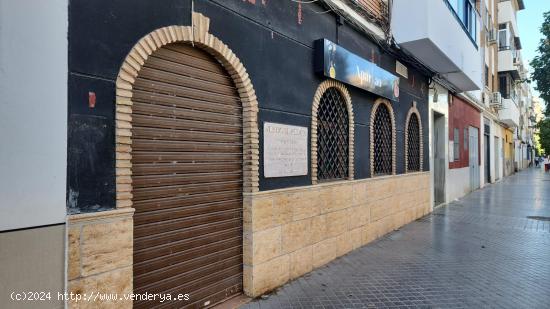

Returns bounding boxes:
[370,98,396,176]
[114,12,259,209]
[404,102,423,173]
[311,80,355,185]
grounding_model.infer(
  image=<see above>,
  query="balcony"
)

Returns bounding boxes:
[352,0,389,29]
[498,0,523,37]
[498,49,521,79]
[499,97,520,128]
[391,0,482,91]
[498,28,521,79]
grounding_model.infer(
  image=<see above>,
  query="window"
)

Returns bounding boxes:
[498,28,508,50]
[498,23,517,52]
[372,102,394,175]
[453,128,460,160]
[445,0,478,44]
[499,75,508,98]
[464,128,468,150]
[317,87,349,181]
[485,65,489,87]
[406,113,421,172]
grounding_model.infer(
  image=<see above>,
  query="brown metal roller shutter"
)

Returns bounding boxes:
[132,43,243,309]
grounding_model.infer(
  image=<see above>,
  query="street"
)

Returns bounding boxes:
[243,168,550,308]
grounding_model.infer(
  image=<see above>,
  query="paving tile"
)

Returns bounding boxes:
[242,169,550,308]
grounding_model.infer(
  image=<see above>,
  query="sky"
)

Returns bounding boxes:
[517,0,550,102]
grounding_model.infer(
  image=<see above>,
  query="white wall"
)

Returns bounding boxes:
[448,167,471,201]
[479,116,496,187]
[499,98,520,127]
[498,1,519,37]
[0,0,67,230]
[392,0,482,91]
[429,83,450,206]
[498,49,515,72]
[489,120,497,182]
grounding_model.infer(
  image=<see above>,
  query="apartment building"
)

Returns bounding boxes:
[392,0,483,204]
[1,0,434,307]
[0,1,539,308]
[497,0,528,174]
[393,0,533,203]
[477,0,502,185]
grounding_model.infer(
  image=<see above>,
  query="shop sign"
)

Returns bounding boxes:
[314,38,400,101]
[263,122,308,178]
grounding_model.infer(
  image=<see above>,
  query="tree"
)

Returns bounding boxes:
[530,11,550,116]
[537,118,550,155]
[534,132,544,156]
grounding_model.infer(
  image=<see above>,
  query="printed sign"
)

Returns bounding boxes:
[263,122,308,178]
[314,38,400,101]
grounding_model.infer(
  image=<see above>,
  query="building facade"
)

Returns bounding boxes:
[68,0,433,306]
[0,1,67,308]
[392,0,483,205]
[448,95,482,200]
[497,0,528,174]
[1,0,433,308]
[478,0,500,187]
[0,0,539,308]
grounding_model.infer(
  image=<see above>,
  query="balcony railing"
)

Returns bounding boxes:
[498,0,525,10]
[349,0,389,30]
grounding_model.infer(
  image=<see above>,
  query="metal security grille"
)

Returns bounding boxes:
[317,87,349,181]
[131,43,243,309]
[407,113,421,172]
[373,104,393,175]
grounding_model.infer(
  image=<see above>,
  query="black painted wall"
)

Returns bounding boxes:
[67,0,429,214]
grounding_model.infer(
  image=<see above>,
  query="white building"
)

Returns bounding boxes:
[392,0,482,205]
[0,0,67,307]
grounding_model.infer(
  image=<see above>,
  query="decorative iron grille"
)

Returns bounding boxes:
[317,87,349,181]
[407,113,421,172]
[373,104,393,175]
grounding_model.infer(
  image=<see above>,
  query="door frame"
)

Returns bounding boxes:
[484,133,490,184]
[432,111,446,206]
[113,13,260,297]
[468,126,480,191]
[494,136,500,180]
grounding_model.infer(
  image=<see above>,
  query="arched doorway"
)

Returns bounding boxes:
[131,42,244,308]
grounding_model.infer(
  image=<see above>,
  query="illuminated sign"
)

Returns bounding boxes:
[314,39,400,101]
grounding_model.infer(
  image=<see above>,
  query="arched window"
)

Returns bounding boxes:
[311,80,354,184]
[370,99,395,176]
[405,104,423,173]
[407,114,421,171]
[317,88,349,181]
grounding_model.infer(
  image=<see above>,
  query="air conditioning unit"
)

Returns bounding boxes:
[490,92,503,109]
[487,29,497,44]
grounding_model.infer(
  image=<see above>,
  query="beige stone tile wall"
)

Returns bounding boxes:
[243,172,430,297]
[67,208,134,309]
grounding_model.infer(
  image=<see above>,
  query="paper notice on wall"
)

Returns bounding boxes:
[263,122,308,178]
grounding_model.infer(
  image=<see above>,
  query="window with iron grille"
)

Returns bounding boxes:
[317,87,349,181]
[373,104,393,175]
[464,128,468,150]
[407,113,421,172]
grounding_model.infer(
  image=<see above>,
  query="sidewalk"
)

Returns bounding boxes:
[242,168,550,308]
